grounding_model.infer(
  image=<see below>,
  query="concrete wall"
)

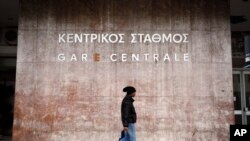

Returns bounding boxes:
[13,0,234,140]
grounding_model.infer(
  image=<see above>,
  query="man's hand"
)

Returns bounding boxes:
[123,127,128,132]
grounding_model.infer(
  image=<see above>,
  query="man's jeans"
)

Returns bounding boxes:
[128,123,136,141]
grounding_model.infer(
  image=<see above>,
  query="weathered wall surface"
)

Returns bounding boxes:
[13,0,234,140]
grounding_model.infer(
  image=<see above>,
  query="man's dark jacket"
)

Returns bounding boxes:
[121,95,137,127]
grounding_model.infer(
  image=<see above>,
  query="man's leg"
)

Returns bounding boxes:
[128,123,136,141]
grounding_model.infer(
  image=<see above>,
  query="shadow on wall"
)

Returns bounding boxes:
[0,84,14,137]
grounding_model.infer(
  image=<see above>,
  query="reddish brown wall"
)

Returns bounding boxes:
[13,0,233,140]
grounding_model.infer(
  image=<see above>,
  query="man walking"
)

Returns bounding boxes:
[121,86,137,141]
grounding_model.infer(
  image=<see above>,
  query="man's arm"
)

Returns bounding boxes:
[122,101,130,128]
